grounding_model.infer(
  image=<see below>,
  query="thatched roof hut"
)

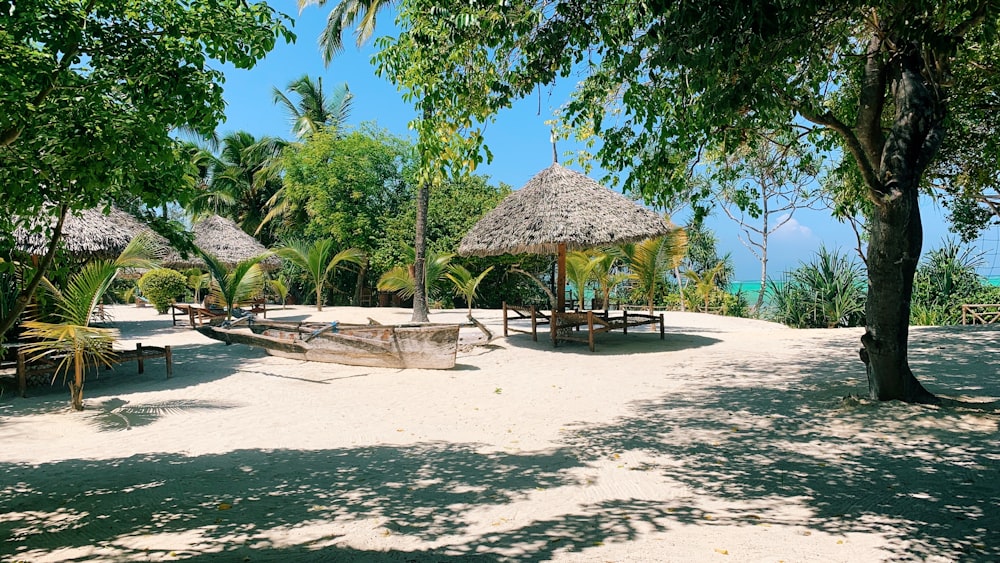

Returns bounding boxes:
[459,163,672,255]
[164,214,278,270]
[13,206,167,260]
[458,163,673,311]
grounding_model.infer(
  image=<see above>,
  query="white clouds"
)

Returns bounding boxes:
[772,214,813,240]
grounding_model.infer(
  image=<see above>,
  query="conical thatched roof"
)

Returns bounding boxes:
[458,163,672,257]
[13,206,167,259]
[163,214,278,270]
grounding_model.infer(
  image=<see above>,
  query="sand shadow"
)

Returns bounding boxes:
[501,330,720,355]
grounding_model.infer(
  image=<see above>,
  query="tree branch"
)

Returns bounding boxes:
[798,105,885,203]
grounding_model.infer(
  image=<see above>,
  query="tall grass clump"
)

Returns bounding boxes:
[910,239,996,325]
[767,246,866,328]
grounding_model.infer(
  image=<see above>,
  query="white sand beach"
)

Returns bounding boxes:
[1,304,997,562]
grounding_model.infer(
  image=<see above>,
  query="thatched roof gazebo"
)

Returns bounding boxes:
[459,163,673,312]
[13,206,169,260]
[164,214,278,271]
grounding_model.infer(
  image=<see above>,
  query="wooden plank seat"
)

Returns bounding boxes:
[502,302,550,342]
[551,310,665,352]
[502,302,664,351]
[9,342,172,398]
[961,304,1000,325]
[172,302,227,328]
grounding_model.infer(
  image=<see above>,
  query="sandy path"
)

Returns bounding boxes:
[1,305,997,562]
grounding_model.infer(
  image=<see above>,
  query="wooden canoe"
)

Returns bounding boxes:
[196,319,461,369]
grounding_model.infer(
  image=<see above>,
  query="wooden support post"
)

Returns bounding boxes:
[17,351,26,398]
[623,310,628,335]
[557,243,567,313]
[587,311,595,352]
[659,313,665,340]
[502,301,509,337]
[530,306,538,342]
[165,346,173,378]
[136,343,144,374]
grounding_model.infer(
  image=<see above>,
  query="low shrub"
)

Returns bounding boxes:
[138,268,187,314]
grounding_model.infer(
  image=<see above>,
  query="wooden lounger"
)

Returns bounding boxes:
[11,343,172,398]
[552,310,665,351]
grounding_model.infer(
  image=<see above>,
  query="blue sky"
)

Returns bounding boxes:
[216,2,991,281]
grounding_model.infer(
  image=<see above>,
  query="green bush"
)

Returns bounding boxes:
[137,268,187,314]
[911,239,989,325]
[766,247,866,328]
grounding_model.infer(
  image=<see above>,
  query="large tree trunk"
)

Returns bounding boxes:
[411,179,430,322]
[858,42,942,404]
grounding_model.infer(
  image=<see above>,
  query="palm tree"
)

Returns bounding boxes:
[565,250,601,310]
[300,0,395,64]
[274,239,365,311]
[20,232,162,410]
[589,250,629,310]
[198,250,270,320]
[445,264,494,316]
[272,75,353,139]
[615,229,688,314]
[187,132,286,243]
[376,249,454,306]
[299,0,431,324]
[684,260,728,313]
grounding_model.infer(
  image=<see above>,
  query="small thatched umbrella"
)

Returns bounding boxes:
[459,163,674,312]
[13,206,166,260]
[163,214,279,271]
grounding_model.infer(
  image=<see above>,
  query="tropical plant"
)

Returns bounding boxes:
[911,239,986,324]
[138,269,188,314]
[272,75,353,139]
[377,249,454,305]
[684,261,728,313]
[20,232,161,410]
[767,247,866,329]
[268,276,290,309]
[301,0,395,64]
[615,229,689,314]
[588,251,628,310]
[445,264,494,315]
[198,250,270,321]
[565,250,601,310]
[274,239,365,312]
[187,271,211,304]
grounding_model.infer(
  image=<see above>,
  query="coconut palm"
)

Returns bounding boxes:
[684,260,728,313]
[445,264,494,316]
[300,0,395,64]
[589,250,629,310]
[615,229,688,314]
[198,249,270,320]
[187,132,286,243]
[274,239,365,311]
[20,232,162,410]
[565,250,602,310]
[377,249,454,305]
[272,75,353,139]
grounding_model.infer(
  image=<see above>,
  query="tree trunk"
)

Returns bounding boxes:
[0,205,68,342]
[70,349,85,411]
[411,179,430,322]
[316,283,324,312]
[674,267,685,312]
[861,186,936,403]
[858,44,942,404]
[354,262,368,306]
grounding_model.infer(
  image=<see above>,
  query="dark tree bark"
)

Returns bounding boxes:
[411,178,430,322]
[0,205,69,342]
[859,42,943,403]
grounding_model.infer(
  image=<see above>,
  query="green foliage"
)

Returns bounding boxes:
[911,239,990,325]
[614,229,689,314]
[767,247,866,329]
[684,261,728,313]
[272,75,353,139]
[279,127,413,253]
[138,269,188,314]
[377,250,455,305]
[2,0,294,223]
[19,231,161,409]
[199,250,269,321]
[445,264,495,315]
[274,239,365,311]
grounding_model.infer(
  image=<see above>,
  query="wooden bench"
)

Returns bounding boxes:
[552,310,665,351]
[8,343,172,398]
[502,302,664,351]
[502,302,551,341]
[961,304,1000,325]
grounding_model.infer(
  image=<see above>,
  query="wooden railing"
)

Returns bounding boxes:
[961,304,1000,325]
